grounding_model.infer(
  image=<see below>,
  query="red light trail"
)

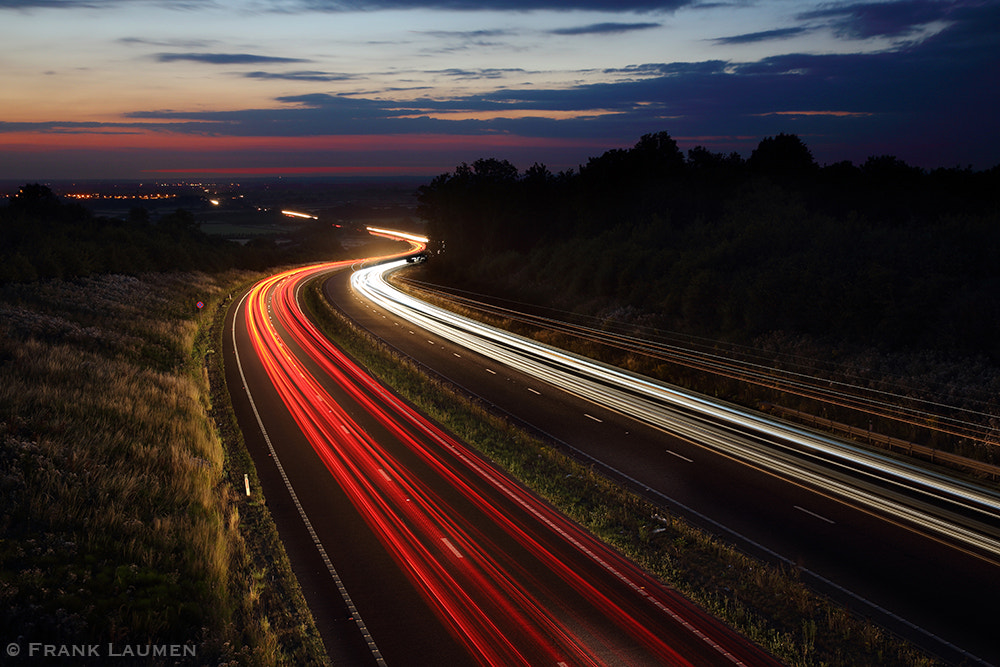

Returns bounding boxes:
[238,235,780,666]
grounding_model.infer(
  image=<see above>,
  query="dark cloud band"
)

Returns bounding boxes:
[155,52,310,64]
[293,0,691,12]
[549,22,662,36]
[713,26,811,45]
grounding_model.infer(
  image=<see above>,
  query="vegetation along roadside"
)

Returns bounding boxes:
[302,273,940,667]
[1,270,328,665]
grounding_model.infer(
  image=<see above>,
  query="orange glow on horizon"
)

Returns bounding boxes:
[1,130,616,177]
[151,166,443,176]
[0,130,607,153]
[392,109,623,122]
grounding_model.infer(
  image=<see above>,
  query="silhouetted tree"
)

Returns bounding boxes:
[861,155,924,184]
[129,206,151,226]
[157,208,202,239]
[9,183,61,212]
[416,131,1000,359]
[632,131,686,175]
[471,157,519,184]
[686,146,745,173]
[749,133,817,180]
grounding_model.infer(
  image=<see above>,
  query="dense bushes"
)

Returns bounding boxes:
[417,132,1000,359]
[1,186,226,283]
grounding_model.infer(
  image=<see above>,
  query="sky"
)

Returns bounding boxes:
[1,0,997,180]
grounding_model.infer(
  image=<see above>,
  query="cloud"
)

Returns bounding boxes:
[1,0,212,9]
[713,26,812,44]
[286,0,692,12]
[0,121,117,133]
[797,0,960,39]
[549,22,662,35]
[430,67,530,79]
[602,61,726,77]
[243,70,357,81]
[0,0,115,7]
[419,29,510,39]
[155,52,310,64]
[119,37,216,48]
[8,0,996,170]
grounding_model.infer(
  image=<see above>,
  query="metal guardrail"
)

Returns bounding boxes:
[759,403,1000,481]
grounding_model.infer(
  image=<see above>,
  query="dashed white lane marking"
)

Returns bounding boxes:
[527,387,541,395]
[485,368,497,375]
[584,413,603,423]
[232,291,386,666]
[441,537,463,559]
[666,449,693,463]
[795,505,836,524]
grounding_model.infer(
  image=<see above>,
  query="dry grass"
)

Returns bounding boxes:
[1,271,326,665]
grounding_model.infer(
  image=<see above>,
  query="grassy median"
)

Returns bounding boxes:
[302,274,939,667]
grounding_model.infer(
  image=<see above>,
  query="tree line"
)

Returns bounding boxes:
[417,132,1000,358]
[0,184,345,285]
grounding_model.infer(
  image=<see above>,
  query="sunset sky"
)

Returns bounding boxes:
[1,0,997,180]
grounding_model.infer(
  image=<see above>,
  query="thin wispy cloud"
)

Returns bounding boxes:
[243,70,357,81]
[431,67,530,79]
[1,0,215,8]
[713,26,811,44]
[419,29,510,40]
[119,37,216,48]
[288,0,692,12]
[549,22,662,36]
[154,52,310,64]
[797,0,959,39]
[0,0,117,7]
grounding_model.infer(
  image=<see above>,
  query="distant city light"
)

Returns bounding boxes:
[209,199,220,206]
[64,193,177,201]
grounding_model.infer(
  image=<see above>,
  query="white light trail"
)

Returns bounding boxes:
[282,209,318,219]
[366,226,429,244]
[351,259,1000,559]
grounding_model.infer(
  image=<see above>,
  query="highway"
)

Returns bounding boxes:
[323,255,1000,666]
[224,240,782,666]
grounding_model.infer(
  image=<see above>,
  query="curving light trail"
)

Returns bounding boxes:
[239,235,780,666]
[394,276,999,446]
[351,259,1000,562]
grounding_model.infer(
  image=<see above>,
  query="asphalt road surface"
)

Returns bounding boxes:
[324,258,1000,666]
[224,255,782,666]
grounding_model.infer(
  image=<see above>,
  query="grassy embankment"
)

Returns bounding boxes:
[1,271,328,665]
[302,275,939,667]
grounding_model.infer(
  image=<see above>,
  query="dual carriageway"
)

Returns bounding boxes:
[226,228,1000,666]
